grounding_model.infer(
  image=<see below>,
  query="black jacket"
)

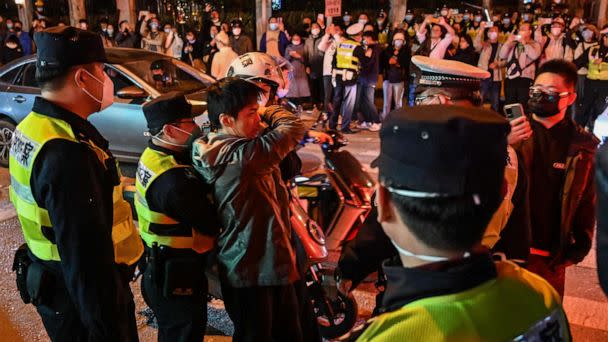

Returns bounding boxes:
[380,45,410,83]
[143,143,221,240]
[28,97,137,341]
[515,118,599,266]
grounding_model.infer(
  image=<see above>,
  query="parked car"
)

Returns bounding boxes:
[0,48,215,167]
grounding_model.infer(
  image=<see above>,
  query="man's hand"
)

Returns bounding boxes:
[204,3,212,12]
[337,278,353,296]
[489,62,498,70]
[289,50,302,59]
[365,48,373,57]
[480,21,487,29]
[389,56,398,65]
[507,116,532,145]
[308,130,334,145]
[305,66,311,75]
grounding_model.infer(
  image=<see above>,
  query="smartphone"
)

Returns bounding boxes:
[504,103,525,121]
[485,21,494,28]
[523,0,533,3]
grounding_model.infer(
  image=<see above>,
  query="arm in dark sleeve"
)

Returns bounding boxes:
[31,141,123,340]
[337,207,397,289]
[260,33,267,52]
[354,45,367,67]
[566,158,596,264]
[146,167,221,236]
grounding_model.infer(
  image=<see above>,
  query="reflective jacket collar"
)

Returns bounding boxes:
[147,141,190,165]
[32,96,109,150]
[380,250,497,314]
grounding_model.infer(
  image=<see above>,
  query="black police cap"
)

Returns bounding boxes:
[372,105,510,198]
[34,26,106,73]
[143,91,194,132]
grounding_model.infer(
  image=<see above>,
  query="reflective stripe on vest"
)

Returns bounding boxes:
[135,147,213,253]
[9,112,143,265]
[588,47,608,80]
[336,40,360,71]
[356,261,570,341]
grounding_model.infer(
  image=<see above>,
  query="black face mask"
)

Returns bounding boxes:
[153,74,163,81]
[527,92,562,118]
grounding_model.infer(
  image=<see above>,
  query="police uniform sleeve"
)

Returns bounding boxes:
[30,140,125,340]
[146,167,221,236]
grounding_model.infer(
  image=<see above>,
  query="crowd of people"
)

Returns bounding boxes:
[2,2,608,132]
[4,1,608,342]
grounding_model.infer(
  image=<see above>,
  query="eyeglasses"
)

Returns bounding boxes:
[528,86,570,101]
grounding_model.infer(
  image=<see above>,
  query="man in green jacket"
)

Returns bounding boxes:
[192,77,307,341]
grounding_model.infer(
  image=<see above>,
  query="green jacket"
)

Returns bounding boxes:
[192,106,306,287]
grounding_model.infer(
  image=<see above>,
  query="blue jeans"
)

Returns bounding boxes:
[407,80,416,107]
[481,78,501,113]
[357,83,380,124]
[330,77,358,130]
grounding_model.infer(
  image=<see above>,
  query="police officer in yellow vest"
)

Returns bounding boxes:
[9,26,143,341]
[330,22,366,133]
[576,29,608,130]
[345,105,570,341]
[136,91,220,342]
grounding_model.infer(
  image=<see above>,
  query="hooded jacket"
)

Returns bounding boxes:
[192,106,306,287]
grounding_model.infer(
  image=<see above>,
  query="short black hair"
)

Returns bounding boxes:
[363,31,378,41]
[37,68,70,91]
[536,59,578,90]
[79,19,88,24]
[207,77,260,129]
[387,184,503,252]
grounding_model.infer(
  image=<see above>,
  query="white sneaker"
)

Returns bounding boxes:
[357,122,371,130]
[368,123,381,132]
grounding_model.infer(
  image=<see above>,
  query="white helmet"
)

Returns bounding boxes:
[225,52,293,94]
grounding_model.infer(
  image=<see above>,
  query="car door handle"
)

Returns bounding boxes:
[12,95,26,103]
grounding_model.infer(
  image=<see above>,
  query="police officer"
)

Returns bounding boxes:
[135,92,220,342]
[330,22,366,133]
[349,105,570,341]
[9,26,143,341]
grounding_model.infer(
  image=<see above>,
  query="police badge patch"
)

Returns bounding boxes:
[10,130,40,169]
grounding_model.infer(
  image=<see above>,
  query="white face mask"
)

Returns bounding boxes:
[394,39,404,48]
[358,19,367,25]
[405,15,413,22]
[474,16,482,23]
[311,28,321,36]
[503,18,511,25]
[332,34,341,41]
[77,69,114,112]
[551,27,563,37]
[164,28,171,33]
[582,30,594,41]
[269,23,279,31]
[441,10,448,17]
[391,239,470,263]
[232,28,241,36]
[151,125,197,148]
[292,40,301,45]
[488,31,498,40]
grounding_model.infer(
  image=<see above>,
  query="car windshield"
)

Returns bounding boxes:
[118,57,207,94]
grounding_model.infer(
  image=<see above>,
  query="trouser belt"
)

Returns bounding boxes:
[530,248,551,257]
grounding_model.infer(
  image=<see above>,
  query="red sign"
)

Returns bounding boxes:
[325,0,341,18]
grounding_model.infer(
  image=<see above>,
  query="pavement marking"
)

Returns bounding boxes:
[563,295,608,331]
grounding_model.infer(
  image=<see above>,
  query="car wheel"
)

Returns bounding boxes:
[0,119,15,168]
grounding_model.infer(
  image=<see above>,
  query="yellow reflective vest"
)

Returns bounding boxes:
[336,39,361,71]
[135,147,214,253]
[587,46,608,81]
[9,112,143,265]
[356,261,570,341]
